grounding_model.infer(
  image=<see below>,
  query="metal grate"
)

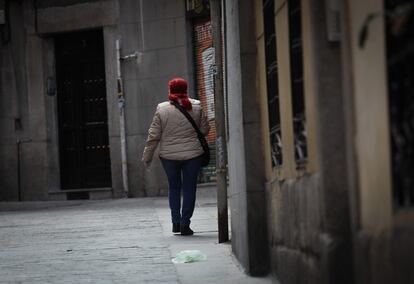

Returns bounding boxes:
[263,0,283,167]
[288,0,307,165]
[385,0,414,208]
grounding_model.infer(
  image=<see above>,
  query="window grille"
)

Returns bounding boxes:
[263,0,283,167]
[385,0,414,208]
[288,0,307,165]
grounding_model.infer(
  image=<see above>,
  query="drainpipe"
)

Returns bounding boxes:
[115,39,130,197]
[16,140,22,201]
[115,39,141,197]
[211,0,229,243]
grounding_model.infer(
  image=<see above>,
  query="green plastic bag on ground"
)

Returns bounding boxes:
[172,250,207,264]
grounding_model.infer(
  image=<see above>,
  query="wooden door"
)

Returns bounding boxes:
[55,30,112,189]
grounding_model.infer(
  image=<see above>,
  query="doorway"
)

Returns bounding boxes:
[55,30,112,189]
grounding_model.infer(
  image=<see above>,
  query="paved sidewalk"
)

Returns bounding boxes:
[0,187,276,283]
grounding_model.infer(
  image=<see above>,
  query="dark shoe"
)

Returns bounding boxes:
[180,225,194,236]
[172,223,180,233]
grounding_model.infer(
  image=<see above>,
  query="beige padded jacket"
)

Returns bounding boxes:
[142,99,210,162]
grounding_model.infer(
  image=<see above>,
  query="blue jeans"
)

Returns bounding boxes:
[161,155,203,226]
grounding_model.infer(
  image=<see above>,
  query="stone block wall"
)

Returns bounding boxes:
[266,175,322,283]
[0,0,31,200]
[0,0,192,200]
[263,0,353,282]
[352,215,414,284]
[117,0,191,197]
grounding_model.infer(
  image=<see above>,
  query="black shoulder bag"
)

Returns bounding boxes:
[171,101,210,167]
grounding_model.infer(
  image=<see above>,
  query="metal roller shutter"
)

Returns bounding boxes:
[193,19,216,183]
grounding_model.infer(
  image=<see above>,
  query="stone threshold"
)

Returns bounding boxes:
[197,182,217,188]
[48,188,113,201]
[48,187,112,194]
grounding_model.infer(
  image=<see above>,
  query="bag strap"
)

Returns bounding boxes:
[170,101,205,140]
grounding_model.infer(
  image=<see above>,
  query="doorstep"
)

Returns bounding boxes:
[48,187,113,201]
[197,182,217,188]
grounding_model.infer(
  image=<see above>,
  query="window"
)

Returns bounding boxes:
[288,0,307,165]
[385,0,414,208]
[263,0,283,167]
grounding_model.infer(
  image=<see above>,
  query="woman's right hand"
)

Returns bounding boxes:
[143,160,151,170]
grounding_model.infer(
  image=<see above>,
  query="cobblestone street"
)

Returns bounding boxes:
[0,187,275,283]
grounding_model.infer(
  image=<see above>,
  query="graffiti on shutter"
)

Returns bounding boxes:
[194,19,216,145]
[193,19,216,183]
[201,47,215,120]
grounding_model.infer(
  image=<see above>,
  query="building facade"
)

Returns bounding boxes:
[0,0,197,200]
[343,0,414,283]
[1,0,413,283]
[225,0,414,283]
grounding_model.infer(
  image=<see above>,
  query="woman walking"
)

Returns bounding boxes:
[142,77,210,235]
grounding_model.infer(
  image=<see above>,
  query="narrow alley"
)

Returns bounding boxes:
[0,186,275,283]
[1,0,413,283]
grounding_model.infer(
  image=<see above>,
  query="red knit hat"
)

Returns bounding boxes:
[168,77,192,111]
[168,77,188,95]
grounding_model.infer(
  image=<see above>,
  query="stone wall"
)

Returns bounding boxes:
[117,0,192,197]
[340,1,414,283]
[266,176,322,283]
[225,0,269,276]
[227,0,355,281]
[353,220,414,284]
[0,0,30,201]
[264,0,353,281]
[0,0,191,200]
